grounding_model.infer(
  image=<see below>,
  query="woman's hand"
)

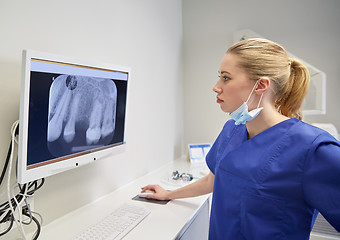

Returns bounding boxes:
[141,171,214,201]
[141,185,171,200]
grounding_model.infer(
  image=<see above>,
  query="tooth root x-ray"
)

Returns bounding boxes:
[47,75,117,157]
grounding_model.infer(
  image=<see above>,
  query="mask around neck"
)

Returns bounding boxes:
[229,82,264,125]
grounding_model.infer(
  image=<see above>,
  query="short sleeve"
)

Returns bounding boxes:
[206,132,221,175]
[303,134,340,231]
[206,120,239,175]
[205,144,216,174]
[206,123,228,175]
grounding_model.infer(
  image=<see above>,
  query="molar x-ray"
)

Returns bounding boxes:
[47,75,117,157]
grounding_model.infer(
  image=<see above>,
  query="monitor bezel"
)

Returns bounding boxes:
[17,49,130,184]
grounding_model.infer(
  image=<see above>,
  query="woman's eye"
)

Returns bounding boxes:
[218,75,229,81]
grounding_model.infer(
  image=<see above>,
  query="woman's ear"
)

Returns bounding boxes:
[255,77,270,94]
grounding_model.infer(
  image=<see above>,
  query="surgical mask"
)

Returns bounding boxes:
[229,82,264,125]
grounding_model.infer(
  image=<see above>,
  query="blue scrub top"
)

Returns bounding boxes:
[206,118,340,240]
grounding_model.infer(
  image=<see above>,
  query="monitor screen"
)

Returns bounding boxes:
[17,50,130,184]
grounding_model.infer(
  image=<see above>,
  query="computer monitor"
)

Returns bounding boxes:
[17,50,130,184]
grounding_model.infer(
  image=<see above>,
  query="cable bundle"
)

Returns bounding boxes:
[0,121,45,239]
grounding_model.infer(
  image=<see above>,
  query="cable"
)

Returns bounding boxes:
[0,215,13,236]
[22,210,41,240]
[0,121,17,186]
[0,142,12,186]
[6,120,27,239]
[0,180,45,237]
[0,121,45,239]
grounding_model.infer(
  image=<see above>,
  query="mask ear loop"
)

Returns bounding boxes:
[246,81,264,108]
[245,82,259,104]
[257,93,264,108]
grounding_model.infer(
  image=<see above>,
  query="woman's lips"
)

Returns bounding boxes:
[216,97,223,103]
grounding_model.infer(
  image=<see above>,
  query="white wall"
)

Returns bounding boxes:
[0,0,183,225]
[182,0,340,146]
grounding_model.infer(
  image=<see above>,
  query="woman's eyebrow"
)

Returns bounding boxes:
[218,70,232,75]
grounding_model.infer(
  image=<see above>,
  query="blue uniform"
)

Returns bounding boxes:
[206,118,340,239]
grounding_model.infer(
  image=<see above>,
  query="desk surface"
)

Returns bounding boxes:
[27,160,210,240]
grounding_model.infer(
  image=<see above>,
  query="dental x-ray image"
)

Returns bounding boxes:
[47,75,117,157]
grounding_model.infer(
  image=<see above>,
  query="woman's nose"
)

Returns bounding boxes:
[213,84,222,94]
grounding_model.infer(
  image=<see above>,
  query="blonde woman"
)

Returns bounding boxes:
[142,38,340,239]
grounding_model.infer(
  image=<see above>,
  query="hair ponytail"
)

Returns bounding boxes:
[276,58,310,120]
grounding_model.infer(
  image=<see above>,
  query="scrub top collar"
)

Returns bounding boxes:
[241,117,299,144]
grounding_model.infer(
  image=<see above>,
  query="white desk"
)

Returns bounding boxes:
[25,161,210,240]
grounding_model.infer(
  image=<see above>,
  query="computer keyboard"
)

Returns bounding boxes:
[73,203,151,240]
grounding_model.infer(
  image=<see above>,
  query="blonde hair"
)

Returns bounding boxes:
[227,38,310,120]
